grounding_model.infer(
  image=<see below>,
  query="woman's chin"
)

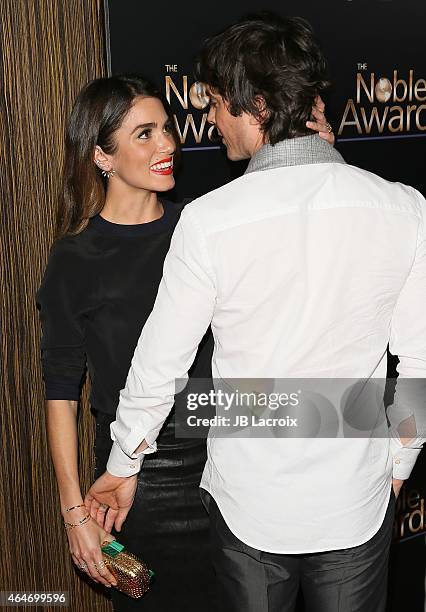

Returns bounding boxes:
[156,176,175,191]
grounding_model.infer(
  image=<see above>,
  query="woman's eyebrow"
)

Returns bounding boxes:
[131,122,157,134]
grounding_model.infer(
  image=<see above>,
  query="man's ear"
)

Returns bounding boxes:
[256,95,269,116]
[251,95,269,125]
[93,145,113,172]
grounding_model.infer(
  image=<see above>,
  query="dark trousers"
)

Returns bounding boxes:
[201,489,395,612]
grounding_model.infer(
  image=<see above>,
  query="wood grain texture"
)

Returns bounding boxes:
[0,1,110,609]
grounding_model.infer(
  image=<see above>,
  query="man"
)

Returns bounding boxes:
[87,13,425,612]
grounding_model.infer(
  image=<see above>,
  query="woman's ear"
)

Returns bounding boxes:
[93,145,113,172]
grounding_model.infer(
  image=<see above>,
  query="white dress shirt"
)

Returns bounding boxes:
[107,135,425,553]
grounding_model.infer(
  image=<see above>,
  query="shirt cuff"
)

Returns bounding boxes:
[44,379,80,401]
[106,442,145,477]
[389,438,423,480]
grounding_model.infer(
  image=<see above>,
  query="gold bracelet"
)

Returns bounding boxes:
[64,503,86,513]
[64,513,91,530]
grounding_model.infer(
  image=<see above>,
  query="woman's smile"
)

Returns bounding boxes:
[150,155,174,175]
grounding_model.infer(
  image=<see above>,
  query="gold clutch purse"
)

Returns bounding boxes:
[101,540,154,599]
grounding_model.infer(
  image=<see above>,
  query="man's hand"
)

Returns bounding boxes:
[392,478,404,499]
[85,471,138,533]
[306,95,335,146]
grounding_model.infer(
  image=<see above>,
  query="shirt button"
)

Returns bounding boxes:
[394,458,401,464]
[128,464,137,469]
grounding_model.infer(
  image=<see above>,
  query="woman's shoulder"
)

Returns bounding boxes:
[156,199,192,230]
[37,229,96,301]
[42,238,77,278]
[170,198,193,219]
[47,225,98,264]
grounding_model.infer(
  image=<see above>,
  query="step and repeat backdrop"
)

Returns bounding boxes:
[105,1,425,609]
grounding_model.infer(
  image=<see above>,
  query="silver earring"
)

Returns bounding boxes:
[95,160,115,178]
[101,169,116,178]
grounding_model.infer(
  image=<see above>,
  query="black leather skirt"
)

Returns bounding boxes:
[94,409,215,612]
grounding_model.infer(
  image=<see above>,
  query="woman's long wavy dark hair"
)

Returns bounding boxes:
[57,75,180,238]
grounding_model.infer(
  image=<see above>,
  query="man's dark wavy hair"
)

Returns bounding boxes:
[195,12,329,144]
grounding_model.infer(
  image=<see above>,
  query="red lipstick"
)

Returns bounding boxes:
[150,156,174,176]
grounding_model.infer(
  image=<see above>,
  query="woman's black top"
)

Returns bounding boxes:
[37,200,216,611]
[37,200,212,414]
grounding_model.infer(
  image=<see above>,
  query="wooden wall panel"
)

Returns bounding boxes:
[0,1,110,609]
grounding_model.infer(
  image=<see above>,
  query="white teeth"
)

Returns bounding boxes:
[151,161,173,171]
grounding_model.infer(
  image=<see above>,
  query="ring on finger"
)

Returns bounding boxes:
[100,503,109,510]
[79,562,88,571]
[92,560,106,570]
[325,121,333,133]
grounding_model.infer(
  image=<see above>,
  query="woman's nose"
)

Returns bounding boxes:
[158,136,174,153]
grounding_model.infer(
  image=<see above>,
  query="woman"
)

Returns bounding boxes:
[37,74,333,610]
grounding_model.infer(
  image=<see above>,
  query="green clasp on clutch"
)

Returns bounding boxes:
[101,540,125,558]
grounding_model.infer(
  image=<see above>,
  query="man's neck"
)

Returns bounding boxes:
[245,134,345,175]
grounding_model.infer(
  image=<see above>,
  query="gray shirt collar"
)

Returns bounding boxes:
[245,134,345,175]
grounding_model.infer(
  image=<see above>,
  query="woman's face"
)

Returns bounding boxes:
[104,96,177,193]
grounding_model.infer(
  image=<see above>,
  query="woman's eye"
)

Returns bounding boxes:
[163,122,173,133]
[138,130,151,139]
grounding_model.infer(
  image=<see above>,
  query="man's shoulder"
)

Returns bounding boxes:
[182,161,425,233]
[180,172,262,231]
[337,163,425,216]
[185,173,251,210]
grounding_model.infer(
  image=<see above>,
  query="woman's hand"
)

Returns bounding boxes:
[306,95,335,145]
[65,512,118,588]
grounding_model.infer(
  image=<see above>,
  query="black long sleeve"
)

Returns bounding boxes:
[37,200,185,414]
